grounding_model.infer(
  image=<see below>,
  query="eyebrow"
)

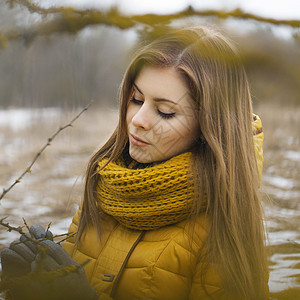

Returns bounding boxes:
[133,82,178,105]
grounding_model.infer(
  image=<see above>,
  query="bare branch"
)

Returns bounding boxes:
[0,3,299,48]
[7,0,90,15]
[11,1,300,27]
[0,216,24,235]
[10,232,76,246]
[22,217,34,238]
[0,100,93,201]
[56,231,77,245]
[0,217,75,246]
[46,222,51,233]
[287,239,300,248]
[0,218,89,292]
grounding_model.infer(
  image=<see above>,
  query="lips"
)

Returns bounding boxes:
[129,134,150,146]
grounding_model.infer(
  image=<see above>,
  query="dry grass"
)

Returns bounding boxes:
[256,102,300,152]
[0,106,118,228]
[254,102,300,299]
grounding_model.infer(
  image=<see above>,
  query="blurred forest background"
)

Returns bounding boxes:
[0,3,299,108]
[0,5,131,108]
[0,1,299,299]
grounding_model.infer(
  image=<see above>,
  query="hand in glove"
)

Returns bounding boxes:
[0,225,98,300]
[30,240,98,300]
[1,224,53,278]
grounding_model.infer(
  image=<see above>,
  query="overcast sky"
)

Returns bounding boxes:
[41,0,300,19]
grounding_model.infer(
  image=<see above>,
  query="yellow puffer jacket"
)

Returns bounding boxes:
[63,208,222,300]
[63,115,264,300]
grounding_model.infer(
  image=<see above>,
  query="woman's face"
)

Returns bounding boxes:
[126,66,199,163]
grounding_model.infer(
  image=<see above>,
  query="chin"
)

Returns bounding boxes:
[129,148,155,164]
[130,153,153,164]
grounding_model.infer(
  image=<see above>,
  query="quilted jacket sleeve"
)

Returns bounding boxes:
[62,203,114,300]
[62,201,81,257]
[189,261,227,300]
[97,294,113,300]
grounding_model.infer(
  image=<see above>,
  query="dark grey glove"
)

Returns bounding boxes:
[0,225,54,299]
[1,225,97,300]
[1,225,53,278]
[31,240,98,300]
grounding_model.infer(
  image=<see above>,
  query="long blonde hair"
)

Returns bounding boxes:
[78,26,267,299]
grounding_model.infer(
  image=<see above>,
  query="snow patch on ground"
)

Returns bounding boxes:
[0,108,62,130]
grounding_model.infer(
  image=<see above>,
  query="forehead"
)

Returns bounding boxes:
[134,66,192,105]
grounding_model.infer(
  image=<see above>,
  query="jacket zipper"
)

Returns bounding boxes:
[110,230,146,298]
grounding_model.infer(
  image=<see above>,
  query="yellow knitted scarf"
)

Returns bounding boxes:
[96,152,194,230]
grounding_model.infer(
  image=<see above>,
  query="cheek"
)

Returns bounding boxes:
[126,111,130,127]
[126,104,135,126]
[171,117,197,136]
[176,117,199,146]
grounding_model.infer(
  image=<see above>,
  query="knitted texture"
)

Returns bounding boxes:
[96,152,194,230]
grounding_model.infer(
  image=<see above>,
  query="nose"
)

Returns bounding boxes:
[131,104,151,130]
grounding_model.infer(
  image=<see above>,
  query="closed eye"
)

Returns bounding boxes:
[131,96,176,119]
[130,96,144,105]
[157,111,176,119]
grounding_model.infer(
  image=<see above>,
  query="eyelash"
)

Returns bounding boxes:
[130,97,176,119]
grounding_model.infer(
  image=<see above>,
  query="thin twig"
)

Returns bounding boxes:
[10,232,75,246]
[22,217,34,238]
[0,100,93,201]
[46,222,52,233]
[287,239,300,248]
[0,217,75,246]
[0,217,39,246]
[56,231,77,245]
[0,219,86,294]
[0,216,24,235]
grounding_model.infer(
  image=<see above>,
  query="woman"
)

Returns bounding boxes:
[1,26,267,300]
